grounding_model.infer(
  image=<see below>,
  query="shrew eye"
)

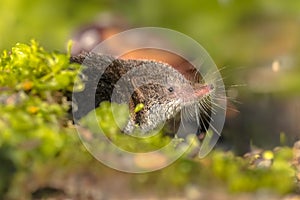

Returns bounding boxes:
[168,87,174,92]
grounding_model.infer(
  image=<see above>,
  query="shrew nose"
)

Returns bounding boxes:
[193,83,214,98]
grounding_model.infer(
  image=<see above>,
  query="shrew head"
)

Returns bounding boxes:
[129,82,214,133]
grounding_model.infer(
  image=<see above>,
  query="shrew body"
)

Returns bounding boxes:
[71,52,213,134]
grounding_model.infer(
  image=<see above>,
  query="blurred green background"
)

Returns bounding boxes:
[1,0,300,66]
[1,0,300,150]
[1,0,300,199]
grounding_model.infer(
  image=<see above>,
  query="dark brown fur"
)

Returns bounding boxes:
[71,52,212,134]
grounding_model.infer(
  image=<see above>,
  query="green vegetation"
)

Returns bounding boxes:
[0,40,82,197]
[0,40,79,163]
[79,101,173,153]
[0,41,298,199]
[1,0,300,199]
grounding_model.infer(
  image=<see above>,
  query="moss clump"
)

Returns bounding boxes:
[0,40,83,197]
[79,101,173,153]
[210,147,295,194]
[0,40,298,199]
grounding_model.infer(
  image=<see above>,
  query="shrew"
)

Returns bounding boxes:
[71,52,213,134]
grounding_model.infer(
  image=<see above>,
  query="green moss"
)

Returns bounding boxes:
[0,40,83,197]
[0,41,298,198]
[80,101,172,153]
[209,148,295,194]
